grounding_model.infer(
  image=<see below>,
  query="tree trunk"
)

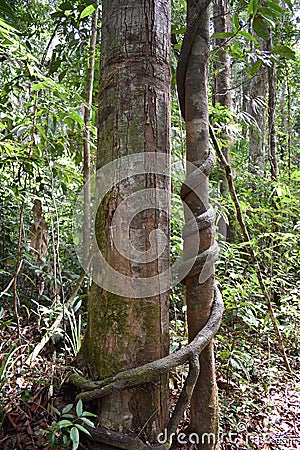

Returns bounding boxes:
[79,0,171,444]
[213,0,231,165]
[212,0,234,242]
[247,38,268,177]
[267,35,278,180]
[184,2,219,448]
[83,5,98,263]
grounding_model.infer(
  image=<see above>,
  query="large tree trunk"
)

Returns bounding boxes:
[79,0,171,444]
[183,2,219,448]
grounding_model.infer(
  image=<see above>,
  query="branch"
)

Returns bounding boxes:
[0,260,23,299]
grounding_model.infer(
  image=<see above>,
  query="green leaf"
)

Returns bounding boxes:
[58,69,68,82]
[70,426,80,450]
[233,13,240,29]
[291,170,300,181]
[56,419,73,428]
[79,5,96,20]
[82,411,97,417]
[259,6,280,19]
[59,1,72,10]
[247,0,258,16]
[31,79,51,91]
[0,17,16,32]
[271,45,295,59]
[0,0,16,21]
[68,110,84,126]
[238,30,258,44]
[76,399,83,417]
[75,424,92,436]
[249,59,262,76]
[171,25,186,34]
[62,404,73,415]
[253,15,270,40]
[27,63,36,77]
[265,0,284,15]
[0,342,17,379]
[212,31,236,39]
[80,417,95,427]
[50,405,61,416]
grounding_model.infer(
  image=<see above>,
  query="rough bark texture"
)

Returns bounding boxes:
[247,38,268,176]
[79,0,171,444]
[184,2,219,448]
[83,5,98,263]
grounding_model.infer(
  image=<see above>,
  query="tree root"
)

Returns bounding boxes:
[86,425,163,450]
[69,285,223,449]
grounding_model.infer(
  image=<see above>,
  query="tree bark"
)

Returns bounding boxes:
[212,0,234,242]
[184,2,219,448]
[79,0,171,444]
[83,5,98,263]
[247,38,268,177]
[267,34,278,180]
[213,0,231,165]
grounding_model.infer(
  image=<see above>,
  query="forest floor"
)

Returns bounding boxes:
[0,314,299,450]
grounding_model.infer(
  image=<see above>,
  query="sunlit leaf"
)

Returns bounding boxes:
[79,5,96,20]
[247,0,258,16]
[239,30,259,44]
[212,31,236,39]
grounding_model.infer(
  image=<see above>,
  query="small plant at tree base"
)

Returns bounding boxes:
[37,399,97,449]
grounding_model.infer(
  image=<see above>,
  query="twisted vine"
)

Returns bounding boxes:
[70,287,223,449]
[70,1,222,448]
[179,150,218,283]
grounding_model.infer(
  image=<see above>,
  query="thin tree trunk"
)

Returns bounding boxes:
[79,0,171,445]
[212,0,234,241]
[287,76,292,175]
[267,35,278,180]
[247,38,268,177]
[279,82,287,161]
[83,5,98,263]
[184,2,219,448]
[213,0,231,165]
